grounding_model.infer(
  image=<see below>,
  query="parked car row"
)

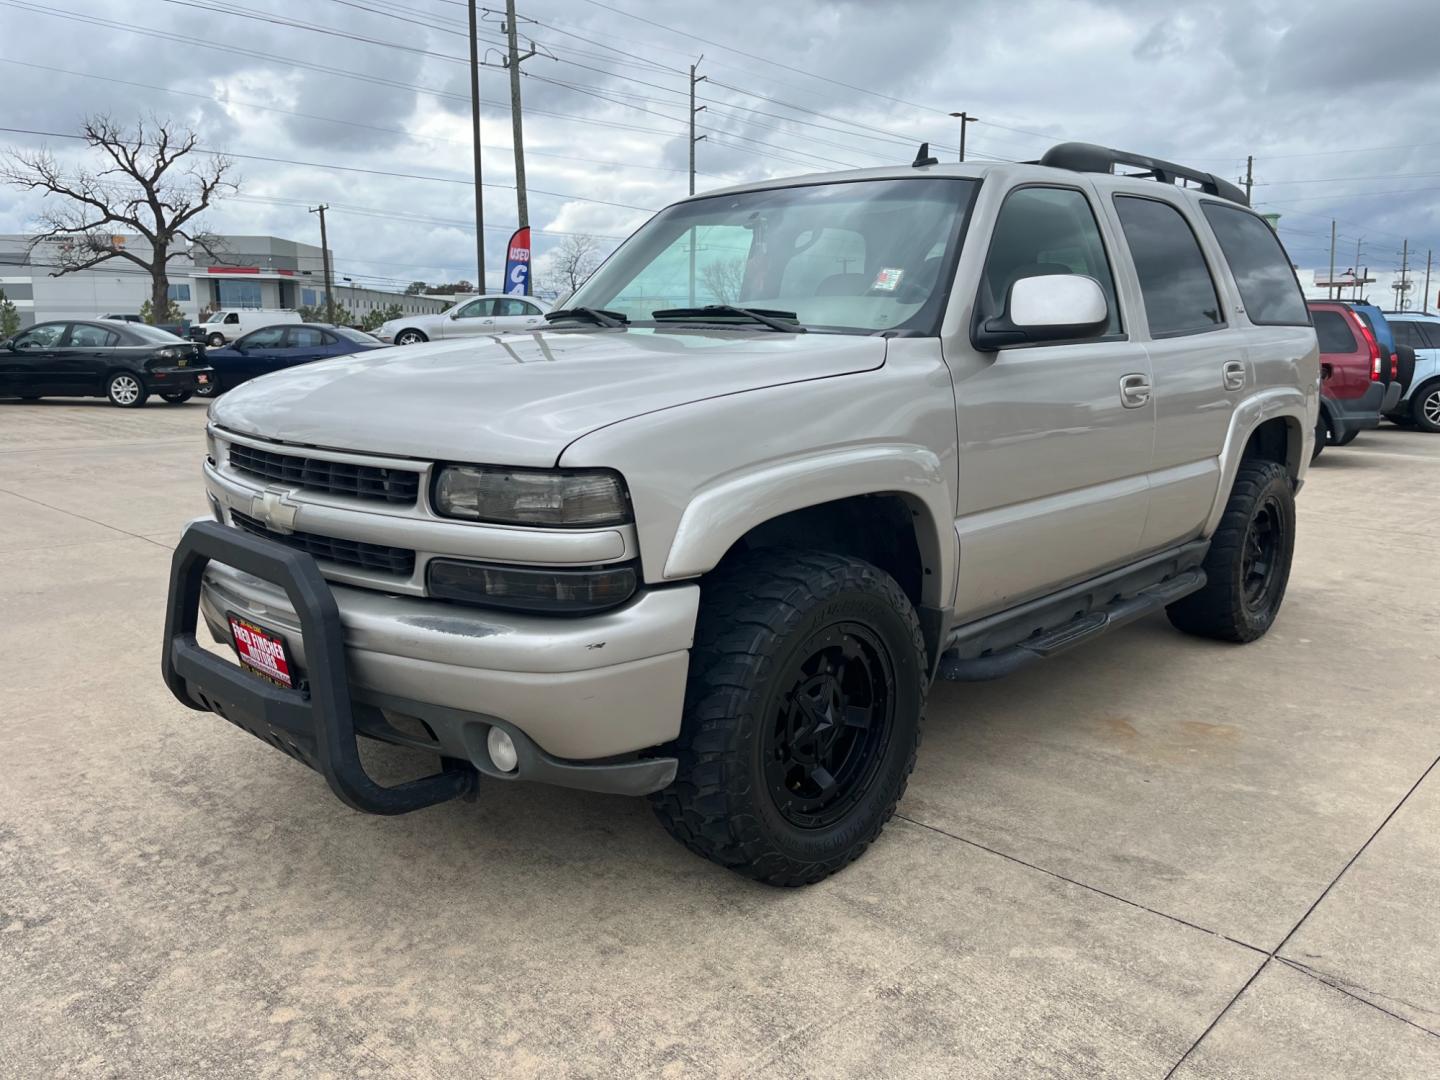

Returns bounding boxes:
[0,318,385,407]
[1306,300,1440,458]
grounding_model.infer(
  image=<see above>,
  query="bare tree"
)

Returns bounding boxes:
[700,257,746,304]
[2,116,238,322]
[553,234,602,294]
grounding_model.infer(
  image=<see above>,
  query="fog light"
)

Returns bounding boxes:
[487,727,518,773]
[427,559,637,614]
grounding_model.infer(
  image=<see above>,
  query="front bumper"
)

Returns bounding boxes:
[167,521,696,807]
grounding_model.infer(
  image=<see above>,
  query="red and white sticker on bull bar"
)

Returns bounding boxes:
[227,614,294,688]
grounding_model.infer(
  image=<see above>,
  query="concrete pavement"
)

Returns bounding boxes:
[1,399,1437,1078]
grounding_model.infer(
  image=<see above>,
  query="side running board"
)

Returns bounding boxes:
[937,569,1206,682]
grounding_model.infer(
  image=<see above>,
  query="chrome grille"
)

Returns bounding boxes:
[231,511,415,576]
[229,443,419,505]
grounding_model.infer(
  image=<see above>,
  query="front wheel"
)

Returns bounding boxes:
[395,328,428,345]
[106,371,148,408]
[1167,460,1295,643]
[160,390,193,404]
[651,550,926,887]
[194,378,221,398]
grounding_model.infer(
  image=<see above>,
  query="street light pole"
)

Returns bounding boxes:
[948,111,978,162]
[467,0,486,292]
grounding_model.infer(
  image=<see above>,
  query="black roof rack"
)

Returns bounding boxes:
[1036,142,1249,206]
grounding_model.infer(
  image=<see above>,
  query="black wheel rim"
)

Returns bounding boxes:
[764,622,895,830]
[1242,494,1284,613]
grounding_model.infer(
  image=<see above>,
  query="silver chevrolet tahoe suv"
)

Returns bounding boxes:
[162,143,1320,886]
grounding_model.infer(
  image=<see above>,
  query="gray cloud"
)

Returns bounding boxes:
[2,0,1439,294]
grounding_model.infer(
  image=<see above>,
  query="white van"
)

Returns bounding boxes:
[196,309,302,347]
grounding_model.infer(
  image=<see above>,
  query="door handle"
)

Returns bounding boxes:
[1222,361,1245,391]
[1119,373,1151,408]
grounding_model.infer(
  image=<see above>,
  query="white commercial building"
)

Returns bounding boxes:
[0,234,450,329]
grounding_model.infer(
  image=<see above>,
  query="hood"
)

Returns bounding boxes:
[210,327,887,466]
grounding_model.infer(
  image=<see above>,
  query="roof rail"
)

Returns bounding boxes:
[1038,142,1249,206]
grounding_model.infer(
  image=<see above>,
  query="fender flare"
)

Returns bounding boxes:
[662,444,957,608]
[1203,386,1311,535]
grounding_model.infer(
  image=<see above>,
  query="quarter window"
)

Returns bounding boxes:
[977,186,1121,337]
[1311,310,1357,353]
[1200,204,1308,326]
[1114,196,1223,337]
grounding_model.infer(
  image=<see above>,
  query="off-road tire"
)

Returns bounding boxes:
[1167,460,1295,643]
[1412,382,1440,433]
[651,549,926,887]
[160,390,193,403]
[106,371,148,408]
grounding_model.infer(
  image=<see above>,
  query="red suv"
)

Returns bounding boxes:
[1307,300,1398,456]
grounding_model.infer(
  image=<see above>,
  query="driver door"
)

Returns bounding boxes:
[949,183,1155,620]
[442,298,497,338]
[4,323,67,395]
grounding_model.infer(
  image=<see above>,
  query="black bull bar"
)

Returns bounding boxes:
[161,520,475,814]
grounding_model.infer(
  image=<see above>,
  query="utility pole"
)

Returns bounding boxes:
[1328,220,1337,301]
[1398,238,1410,310]
[949,111,979,162]
[1244,155,1254,203]
[688,57,707,196]
[1425,250,1433,315]
[467,0,486,291]
[1354,238,1364,301]
[688,56,705,307]
[503,0,537,241]
[308,204,335,325]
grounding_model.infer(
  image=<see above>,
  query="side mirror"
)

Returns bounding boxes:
[973,274,1109,351]
[450,313,462,320]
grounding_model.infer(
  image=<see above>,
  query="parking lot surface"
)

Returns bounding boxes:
[2,399,1438,1079]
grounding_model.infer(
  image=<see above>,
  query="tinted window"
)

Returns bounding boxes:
[1200,204,1307,326]
[456,299,494,318]
[333,327,381,344]
[124,323,185,344]
[1312,310,1357,353]
[240,327,287,348]
[1420,323,1440,349]
[67,324,120,348]
[12,324,65,349]
[1390,321,1432,350]
[978,186,1121,336]
[287,327,326,347]
[1114,196,1223,337]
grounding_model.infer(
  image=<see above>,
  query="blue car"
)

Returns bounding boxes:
[198,323,386,396]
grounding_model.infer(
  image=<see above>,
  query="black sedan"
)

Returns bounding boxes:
[199,323,387,396]
[0,320,212,407]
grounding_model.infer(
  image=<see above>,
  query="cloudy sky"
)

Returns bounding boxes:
[2,0,1439,303]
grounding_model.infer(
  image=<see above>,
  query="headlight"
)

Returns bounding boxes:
[433,466,631,527]
[427,559,637,614]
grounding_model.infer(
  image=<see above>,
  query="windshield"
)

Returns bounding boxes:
[565,177,978,335]
[204,311,225,323]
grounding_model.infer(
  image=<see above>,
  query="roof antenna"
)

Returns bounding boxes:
[912,141,938,168]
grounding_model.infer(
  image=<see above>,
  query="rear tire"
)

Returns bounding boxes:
[395,328,428,345]
[1167,460,1295,643]
[106,371,148,408]
[1311,414,1326,460]
[651,550,926,887]
[1412,383,1440,433]
[194,378,220,398]
[207,333,226,348]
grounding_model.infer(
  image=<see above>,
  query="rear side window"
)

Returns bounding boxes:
[1200,204,1308,326]
[978,186,1121,336]
[288,327,326,347]
[1114,196,1223,337]
[1390,321,1436,350]
[66,324,120,348]
[1312,310,1357,353]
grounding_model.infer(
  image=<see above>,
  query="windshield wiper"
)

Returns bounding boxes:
[543,307,629,328]
[650,305,806,332]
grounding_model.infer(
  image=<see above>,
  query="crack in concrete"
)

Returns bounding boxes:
[1276,957,1440,1038]
[0,485,175,551]
[1161,751,1440,1077]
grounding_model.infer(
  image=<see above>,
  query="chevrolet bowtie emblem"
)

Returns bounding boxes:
[251,488,299,534]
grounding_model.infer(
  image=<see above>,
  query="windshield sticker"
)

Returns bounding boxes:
[872,267,904,292]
